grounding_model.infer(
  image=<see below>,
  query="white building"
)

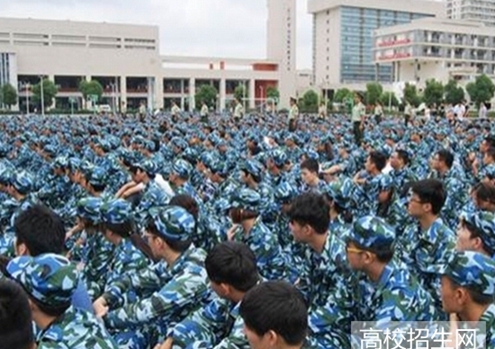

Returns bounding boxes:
[373,17,495,87]
[308,0,445,93]
[0,7,297,112]
[447,0,495,26]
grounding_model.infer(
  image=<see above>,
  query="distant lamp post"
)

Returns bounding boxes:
[39,75,45,116]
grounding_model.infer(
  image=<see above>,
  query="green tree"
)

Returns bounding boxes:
[32,78,58,109]
[380,92,399,108]
[195,84,218,108]
[333,88,352,103]
[300,90,319,113]
[423,79,444,106]
[365,82,383,105]
[234,85,246,102]
[0,83,17,109]
[444,80,465,106]
[79,80,104,103]
[266,86,280,102]
[466,74,495,107]
[403,83,421,107]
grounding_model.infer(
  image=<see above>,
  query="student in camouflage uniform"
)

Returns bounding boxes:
[93,206,210,349]
[6,253,118,349]
[456,211,495,257]
[239,281,308,349]
[158,241,260,349]
[288,192,355,349]
[434,251,495,348]
[398,179,456,317]
[346,215,440,326]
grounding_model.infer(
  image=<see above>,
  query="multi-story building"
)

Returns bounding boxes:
[373,17,495,86]
[308,0,444,92]
[0,9,294,112]
[447,0,495,26]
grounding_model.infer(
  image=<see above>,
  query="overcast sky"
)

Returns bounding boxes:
[1,0,313,69]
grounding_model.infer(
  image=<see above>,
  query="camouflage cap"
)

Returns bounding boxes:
[52,156,69,169]
[7,253,78,307]
[377,174,394,192]
[436,251,495,296]
[172,159,193,179]
[325,177,355,210]
[149,205,195,242]
[348,215,396,251]
[270,149,288,167]
[88,166,108,187]
[0,167,13,186]
[461,211,495,254]
[133,159,158,176]
[76,197,103,223]
[11,171,34,195]
[230,188,261,212]
[101,198,133,225]
[240,160,263,179]
[274,182,298,204]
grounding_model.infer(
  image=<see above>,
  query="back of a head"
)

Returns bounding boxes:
[411,179,446,215]
[436,149,454,169]
[240,281,308,347]
[369,151,387,171]
[205,241,259,292]
[300,158,319,174]
[14,204,65,255]
[0,279,34,349]
[288,192,329,234]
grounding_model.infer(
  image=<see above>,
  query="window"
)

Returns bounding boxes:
[52,34,85,41]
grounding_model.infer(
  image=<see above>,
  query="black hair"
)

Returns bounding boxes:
[485,148,495,162]
[352,240,394,263]
[104,221,154,261]
[242,169,262,184]
[436,149,454,169]
[14,204,65,255]
[30,297,69,317]
[288,193,330,234]
[240,281,308,346]
[396,149,410,166]
[300,159,319,174]
[368,151,387,171]
[205,242,259,292]
[411,179,446,215]
[475,182,495,204]
[0,280,35,349]
[484,136,495,149]
[146,221,192,253]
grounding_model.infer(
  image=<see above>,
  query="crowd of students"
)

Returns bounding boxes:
[0,106,493,349]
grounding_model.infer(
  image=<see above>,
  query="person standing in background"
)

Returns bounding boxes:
[288,97,299,132]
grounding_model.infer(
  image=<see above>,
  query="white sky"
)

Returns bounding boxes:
[1,0,313,69]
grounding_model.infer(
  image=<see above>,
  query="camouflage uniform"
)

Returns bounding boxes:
[167,296,248,349]
[6,253,117,349]
[101,206,211,349]
[348,216,440,326]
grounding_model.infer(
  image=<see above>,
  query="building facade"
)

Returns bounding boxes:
[308,0,444,91]
[0,14,291,112]
[373,17,495,86]
[447,0,495,26]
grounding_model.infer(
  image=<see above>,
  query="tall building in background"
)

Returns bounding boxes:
[267,0,297,102]
[308,0,445,91]
[447,0,495,26]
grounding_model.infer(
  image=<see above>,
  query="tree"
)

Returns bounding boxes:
[423,79,444,106]
[380,92,399,108]
[0,83,17,110]
[31,79,58,109]
[195,84,218,108]
[403,83,421,107]
[444,80,465,106]
[466,74,495,107]
[333,88,352,103]
[300,90,319,113]
[365,82,383,105]
[266,86,280,102]
[79,80,103,103]
[234,85,246,102]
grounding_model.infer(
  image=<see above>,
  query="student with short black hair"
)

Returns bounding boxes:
[157,242,261,349]
[240,281,308,349]
[0,279,35,349]
[300,158,325,193]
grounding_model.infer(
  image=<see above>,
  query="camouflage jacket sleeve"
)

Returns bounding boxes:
[104,265,208,329]
[169,297,248,349]
[103,262,164,308]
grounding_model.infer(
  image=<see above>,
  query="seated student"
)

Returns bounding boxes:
[456,211,495,258]
[11,204,93,313]
[0,279,35,349]
[346,215,441,325]
[239,281,308,349]
[6,253,117,349]
[157,241,261,349]
[93,206,210,349]
[435,251,495,348]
